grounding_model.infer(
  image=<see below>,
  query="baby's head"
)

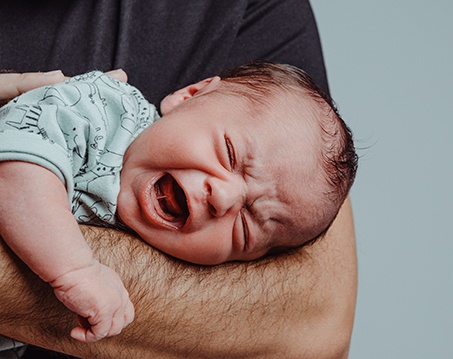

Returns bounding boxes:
[118,61,357,264]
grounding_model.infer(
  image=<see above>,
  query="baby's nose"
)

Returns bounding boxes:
[205,174,244,218]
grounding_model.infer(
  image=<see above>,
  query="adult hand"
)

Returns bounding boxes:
[0,70,65,104]
[0,69,128,105]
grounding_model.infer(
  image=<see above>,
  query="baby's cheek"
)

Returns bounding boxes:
[187,233,234,265]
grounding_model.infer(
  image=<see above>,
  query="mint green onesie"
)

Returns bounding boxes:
[0,71,160,226]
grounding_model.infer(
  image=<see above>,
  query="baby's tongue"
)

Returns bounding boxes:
[159,174,186,217]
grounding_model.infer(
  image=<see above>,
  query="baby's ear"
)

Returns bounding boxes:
[160,76,221,115]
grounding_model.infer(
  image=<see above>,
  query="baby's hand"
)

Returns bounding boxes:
[50,261,135,343]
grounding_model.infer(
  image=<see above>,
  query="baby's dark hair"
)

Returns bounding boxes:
[219,60,358,246]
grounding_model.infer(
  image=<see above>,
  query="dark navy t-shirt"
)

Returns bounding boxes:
[0,0,329,104]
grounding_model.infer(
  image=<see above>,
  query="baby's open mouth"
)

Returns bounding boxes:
[154,173,189,228]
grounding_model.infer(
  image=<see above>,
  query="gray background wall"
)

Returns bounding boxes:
[310,1,452,358]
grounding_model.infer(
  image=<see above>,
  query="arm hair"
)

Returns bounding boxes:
[0,198,356,359]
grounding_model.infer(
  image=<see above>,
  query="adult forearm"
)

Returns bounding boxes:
[0,198,357,359]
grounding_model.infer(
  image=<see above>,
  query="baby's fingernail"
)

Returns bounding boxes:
[43,70,63,76]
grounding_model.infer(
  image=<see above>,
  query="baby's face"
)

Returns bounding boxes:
[118,85,323,264]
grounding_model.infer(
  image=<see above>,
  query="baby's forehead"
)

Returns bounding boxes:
[239,89,323,135]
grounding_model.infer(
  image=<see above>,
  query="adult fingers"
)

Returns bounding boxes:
[0,69,128,107]
[63,69,128,82]
[0,70,65,102]
[105,69,128,82]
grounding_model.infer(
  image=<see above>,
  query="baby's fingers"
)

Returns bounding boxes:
[69,314,109,343]
[102,295,135,338]
[124,298,135,326]
[70,328,103,343]
[111,296,135,333]
[70,298,135,343]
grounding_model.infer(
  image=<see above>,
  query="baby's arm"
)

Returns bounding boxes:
[0,161,134,343]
